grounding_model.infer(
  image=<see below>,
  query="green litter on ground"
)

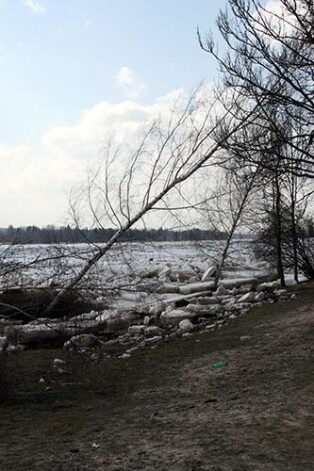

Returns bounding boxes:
[212,362,228,369]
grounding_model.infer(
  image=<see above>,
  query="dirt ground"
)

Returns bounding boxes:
[0,283,313,471]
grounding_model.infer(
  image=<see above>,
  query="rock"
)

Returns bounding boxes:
[160,309,195,326]
[119,353,131,359]
[258,280,281,290]
[106,312,135,332]
[189,296,219,306]
[238,292,256,303]
[255,292,265,302]
[105,339,119,346]
[216,319,225,326]
[239,284,255,293]
[182,332,193,338]
[144,335,162,344]
[39,378,45,384]
[209,305,223,315]
[56,368,69,375]
[275,289,288,295]
[143,316,150,325]
[201,266,217,281]
[96,310,119,323]
[144,325,164,337]
[117,335,131,346]
[149,305,164,316]
[215,285,228,296]
[128,325,145,335]
[6,344,20,353]
[65,333,97,349]
[205,324,216,330]
[139,267,160,279]
[125,347,138,354]
[219,295,235,305]
[233,302,251,310]
[224,298,237,309]
[238,307,250,314]
[187,303,221,317]
[178,319,194,332]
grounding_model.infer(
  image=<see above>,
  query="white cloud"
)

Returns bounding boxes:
[113,66,147,100]
[42,94,186,158]
[0,90,187,226]
[22,0,46,15]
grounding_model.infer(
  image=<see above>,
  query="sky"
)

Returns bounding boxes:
[0,0,231,227]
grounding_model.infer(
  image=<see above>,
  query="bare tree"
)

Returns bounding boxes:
[199,0,314,176]
[44,88,260,314]
[199,0,314,285]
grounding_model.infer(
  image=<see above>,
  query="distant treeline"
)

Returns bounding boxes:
[0,225,229,245]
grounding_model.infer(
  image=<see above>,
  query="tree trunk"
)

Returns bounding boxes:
[274,175,286,287]
[290,176,299,283]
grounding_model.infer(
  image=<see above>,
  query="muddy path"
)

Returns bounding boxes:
[0,283,313,470]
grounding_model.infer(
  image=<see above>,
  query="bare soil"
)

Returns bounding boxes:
[0,283,313,470]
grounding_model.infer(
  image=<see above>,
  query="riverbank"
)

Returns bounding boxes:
[0,282,313,470]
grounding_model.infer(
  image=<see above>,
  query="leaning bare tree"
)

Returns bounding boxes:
[44,87,261,314]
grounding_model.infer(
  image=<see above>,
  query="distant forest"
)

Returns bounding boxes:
[0,225,229,245]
